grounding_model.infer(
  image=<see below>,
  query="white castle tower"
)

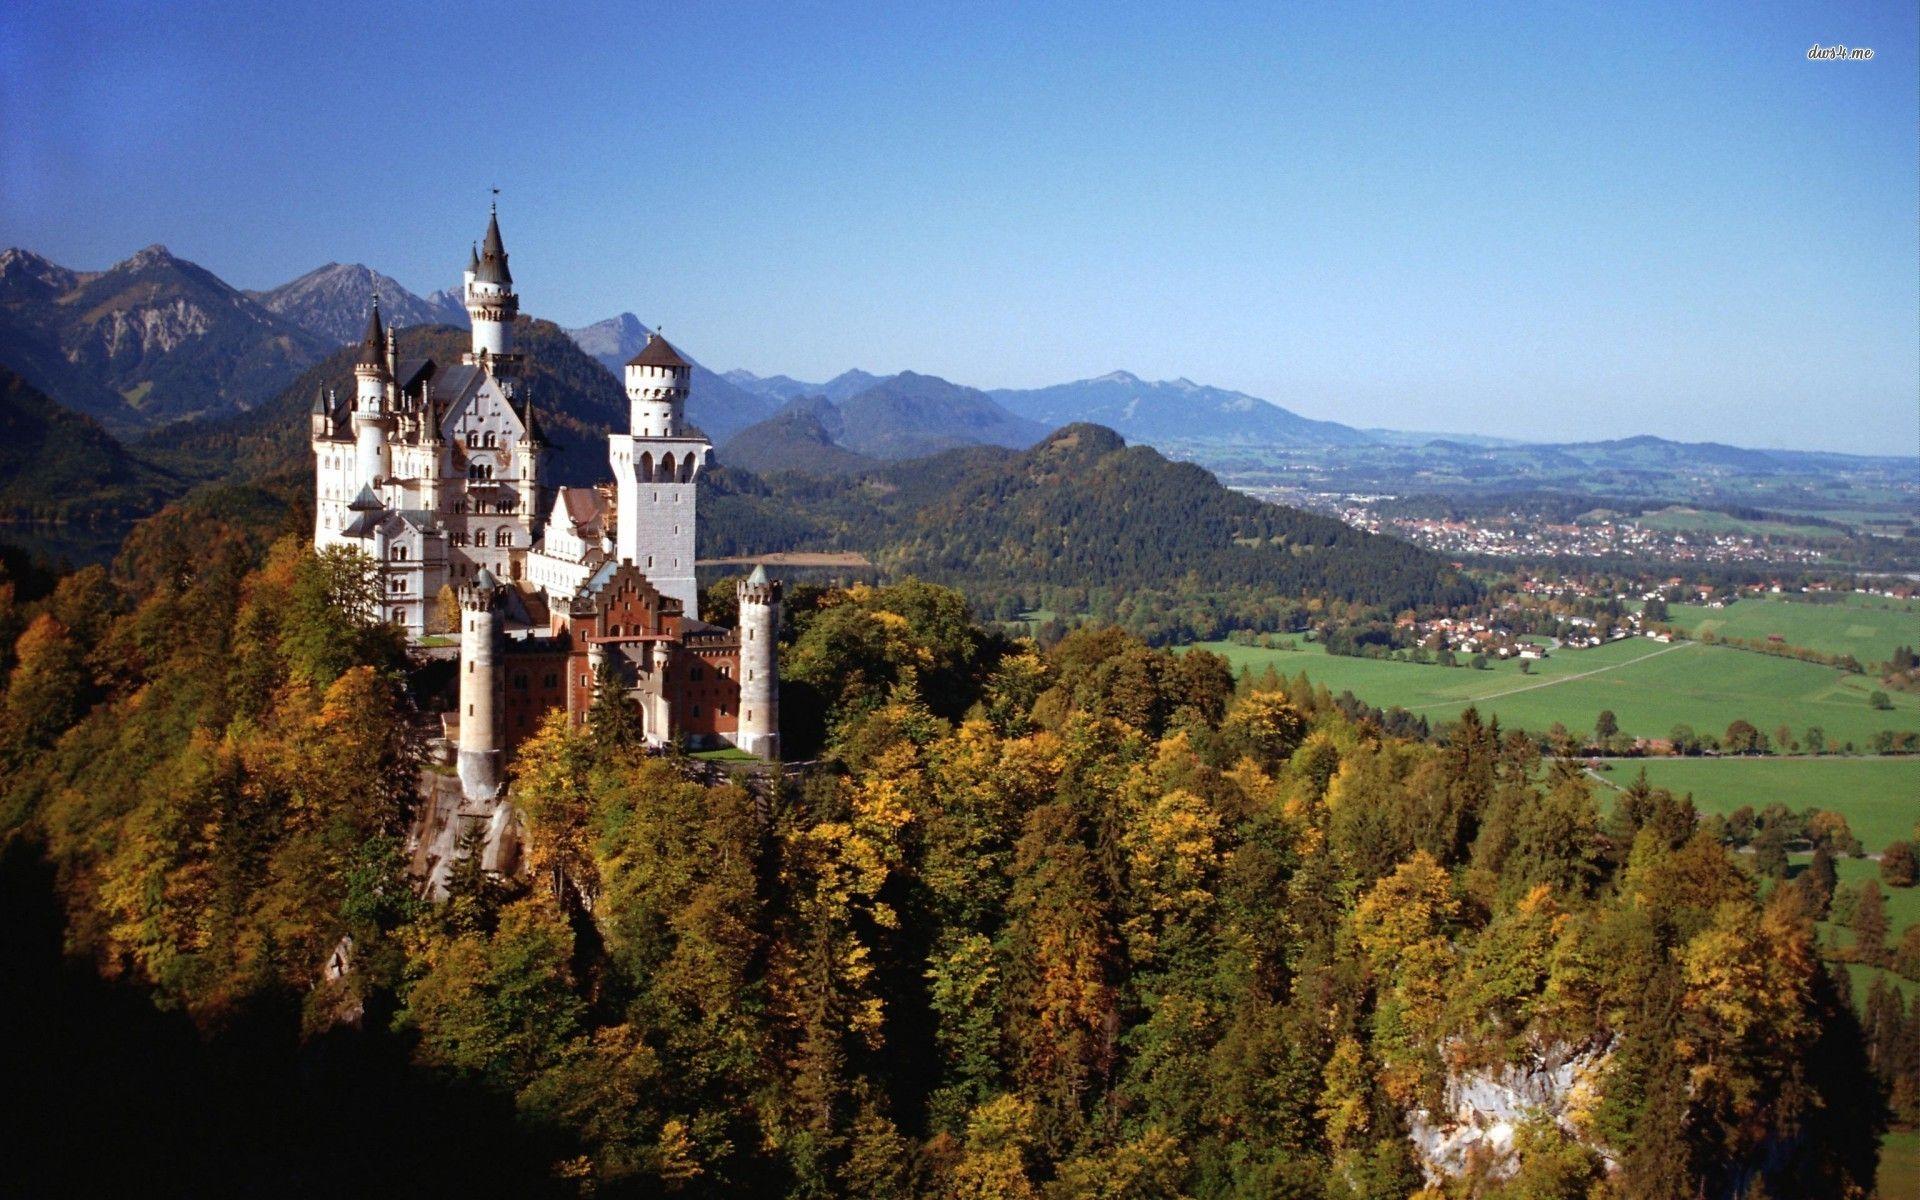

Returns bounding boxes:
[735,565,781,759]
[457,568,504,800]
[609,331,708,616]
[350,302,392,491]
[465,207,518,361]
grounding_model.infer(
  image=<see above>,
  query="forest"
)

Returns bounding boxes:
[700,424,1478,644]
[0,493,1907,1198]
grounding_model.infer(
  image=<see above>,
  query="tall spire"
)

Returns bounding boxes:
[356,299,388,373]
[475,208,511,284]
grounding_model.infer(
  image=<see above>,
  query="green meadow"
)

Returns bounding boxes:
[1196,637,1920,749]
[1664,596,1920,665]
[1599,757,1920,852]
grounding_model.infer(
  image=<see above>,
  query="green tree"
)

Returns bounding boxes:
[588,653,643,752]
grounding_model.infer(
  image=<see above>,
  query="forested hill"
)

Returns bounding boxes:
[147,317,633,493]
[703,423,1477,639]
[0,366,180,522]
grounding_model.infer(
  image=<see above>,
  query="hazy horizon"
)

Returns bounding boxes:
[4,1,1914,455]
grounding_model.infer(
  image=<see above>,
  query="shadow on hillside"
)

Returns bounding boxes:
[0,839,567,1198]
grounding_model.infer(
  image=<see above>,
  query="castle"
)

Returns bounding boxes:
[311,209,781,799]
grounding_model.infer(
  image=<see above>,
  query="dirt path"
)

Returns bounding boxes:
[1406,641,1695,713]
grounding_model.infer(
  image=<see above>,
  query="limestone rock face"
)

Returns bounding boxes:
[1405,1036,1615,1183]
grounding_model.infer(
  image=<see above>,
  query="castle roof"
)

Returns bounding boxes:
[557,486,607,530]
[310,386,327,416]
[348,483,384,511]
[747,564,769,584]
[474,566,499,591]
[474,212,511,285]
[356,303,388,372]
[626,332,689,369]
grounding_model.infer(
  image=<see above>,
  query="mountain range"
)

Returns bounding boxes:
[0,245,329,430]
[0,239,1909,556]
[247,263,468,345]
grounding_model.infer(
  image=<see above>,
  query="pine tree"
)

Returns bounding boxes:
[1851,881,1890,964]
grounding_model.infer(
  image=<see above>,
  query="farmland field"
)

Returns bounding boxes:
[1597,757,1920,852]
[1637,505,1842,540]
[1195,637,1920,748]
[1664,596,1920,665]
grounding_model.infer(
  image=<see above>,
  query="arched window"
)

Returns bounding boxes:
[475,529,490,547]
[497,529,512,548]
[391,545,408,561]
[660,453,676,481]
[638,452,653,482]
[484,431,497,448]
[679,455,694,482]
[466,431,478,447]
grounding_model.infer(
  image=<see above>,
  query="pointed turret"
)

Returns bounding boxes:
[474,210,511,284]
[348,483,383,511]
[310,385,327,416]
[465,205,519,360]
[468,242,480,272]
[356,301,389,375]
[522,393,546,445]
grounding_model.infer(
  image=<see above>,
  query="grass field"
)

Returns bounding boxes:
[1598,758,1920,852]
[1637,505,1843,540]
[1197,638,1920,748]
[1664,597,1920,666]
[1883,1129,1920,1200]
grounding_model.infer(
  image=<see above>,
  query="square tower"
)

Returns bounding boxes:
[611,333,708,616]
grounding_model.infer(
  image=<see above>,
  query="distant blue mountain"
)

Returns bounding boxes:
[990,371,1374,448]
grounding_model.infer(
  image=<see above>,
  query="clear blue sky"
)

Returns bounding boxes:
[3,1,1914,453]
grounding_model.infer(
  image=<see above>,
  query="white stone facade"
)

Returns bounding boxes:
[310,211,545,637]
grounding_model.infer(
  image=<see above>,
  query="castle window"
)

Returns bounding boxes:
[498,529,512,547]
[485,432,497,448]
[466,431,478,447]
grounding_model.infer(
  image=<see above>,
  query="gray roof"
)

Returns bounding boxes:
[348,483,384,512]
[397,356,435,391]
[473,566,499,591]
[747,564,769,584]
[310,386,327,416]
[430,364,482,408]
[357,303,387,371]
